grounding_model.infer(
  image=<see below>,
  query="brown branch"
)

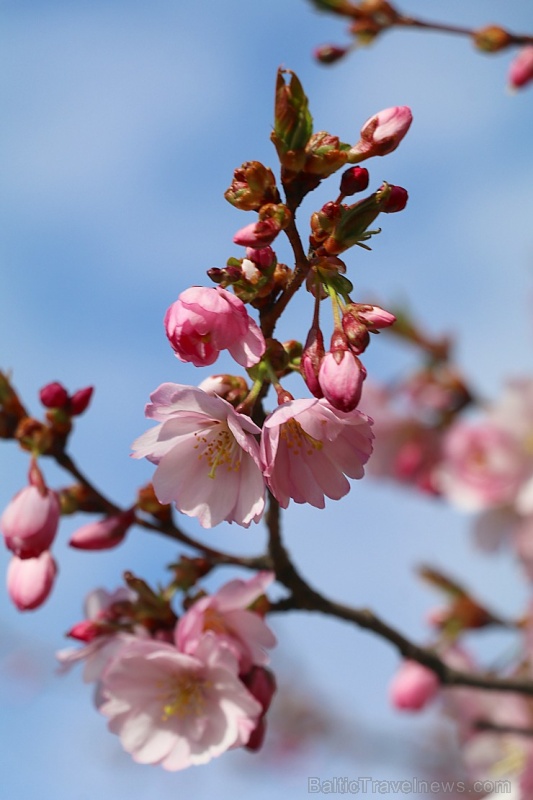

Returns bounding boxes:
[260,218,311,339]
[474,720,533,738]
[266,503,533,697]
[53,449,272,571]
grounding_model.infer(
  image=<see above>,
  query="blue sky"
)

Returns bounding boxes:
[1,2,533,797]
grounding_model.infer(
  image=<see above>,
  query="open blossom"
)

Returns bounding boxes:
[176,572,276,672]
[164,286,265,368]
[1,484,60,559]
[99,634,262,770]
[7,551,57,610]
[260,398,373,509]
[437,420,530,512]
[132,383,265,528]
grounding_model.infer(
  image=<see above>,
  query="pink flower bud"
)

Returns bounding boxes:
[67,619,103,642]
[69,386,94,415]
[356,305,396,329]
[339,166,369,196]
[241,666,276,752]
[7,551,58,611]
[1,485,60,559]
[389,659,440,711]
[300,326,326,398]
[381,184,408,213]
[39,381,69,409]
[233,218,281,248]
[350,106,412,161]
[318,350,366,412]
[509,46,533,90]
[245,246,275,268]
[69,509,134,551]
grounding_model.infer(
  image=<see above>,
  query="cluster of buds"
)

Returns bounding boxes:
[301,296,396,413]
[310,180,408,256]
[208,246,291,307]
[269,69,411,208]
[1,460,60,610]
[312,1,402,63]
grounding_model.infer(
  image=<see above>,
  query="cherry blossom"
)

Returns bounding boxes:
[99,634,262,770]
[164,286,265,368]
[176,572,276,672]
[260,397,373,508]
[132,383,266,528]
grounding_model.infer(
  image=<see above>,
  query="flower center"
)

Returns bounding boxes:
[203,607,231,635]
[280,418,323,458]
[159,673,209,721]
[193,422,240,479]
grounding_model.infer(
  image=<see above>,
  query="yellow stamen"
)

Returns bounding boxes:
[280,418,323,458]
[158,674,209,722]
[193,423,241,479]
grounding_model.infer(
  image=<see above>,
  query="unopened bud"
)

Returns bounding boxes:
[473,25,512,53]
[349,106,412,162]
[509,46,533,90]
[389,660,440,712]
[69,509,135,551]
[197,374,250,406]
[39,382,69,409]
[271,68,313,172]
[314,44,348,65]
[301,326,326,398]
[7,551,58,611]
[380,184,408,213]
[69,386,94,415]
[233,219,281,248]
[304,131,349,177]
[339,166,369,196]
[224,161,279,211]
[318,347,366,411]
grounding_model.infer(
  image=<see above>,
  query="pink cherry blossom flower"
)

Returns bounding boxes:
[318,350,366,412]
[132,383,266,528]
[349,106,412,161]
[260,398,374,509]
[436,421,528,512]
[1,484,60,559]
[7,551,57,611]
[358,381,443,494]
[69,509,135,551]
[99,634,262,770]
[176,572,276,672]
[389,659,440,711]
[164,286,265,368]
[509,46,533,90]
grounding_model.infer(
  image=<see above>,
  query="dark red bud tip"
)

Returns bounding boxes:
[339,166,369,196]
[382,185,408,213]
[39,382,69,409]
[314,45,348,65]
[69,386,94,415]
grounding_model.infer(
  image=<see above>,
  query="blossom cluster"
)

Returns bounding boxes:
[58,572,277,769]
[360,373,533,579]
